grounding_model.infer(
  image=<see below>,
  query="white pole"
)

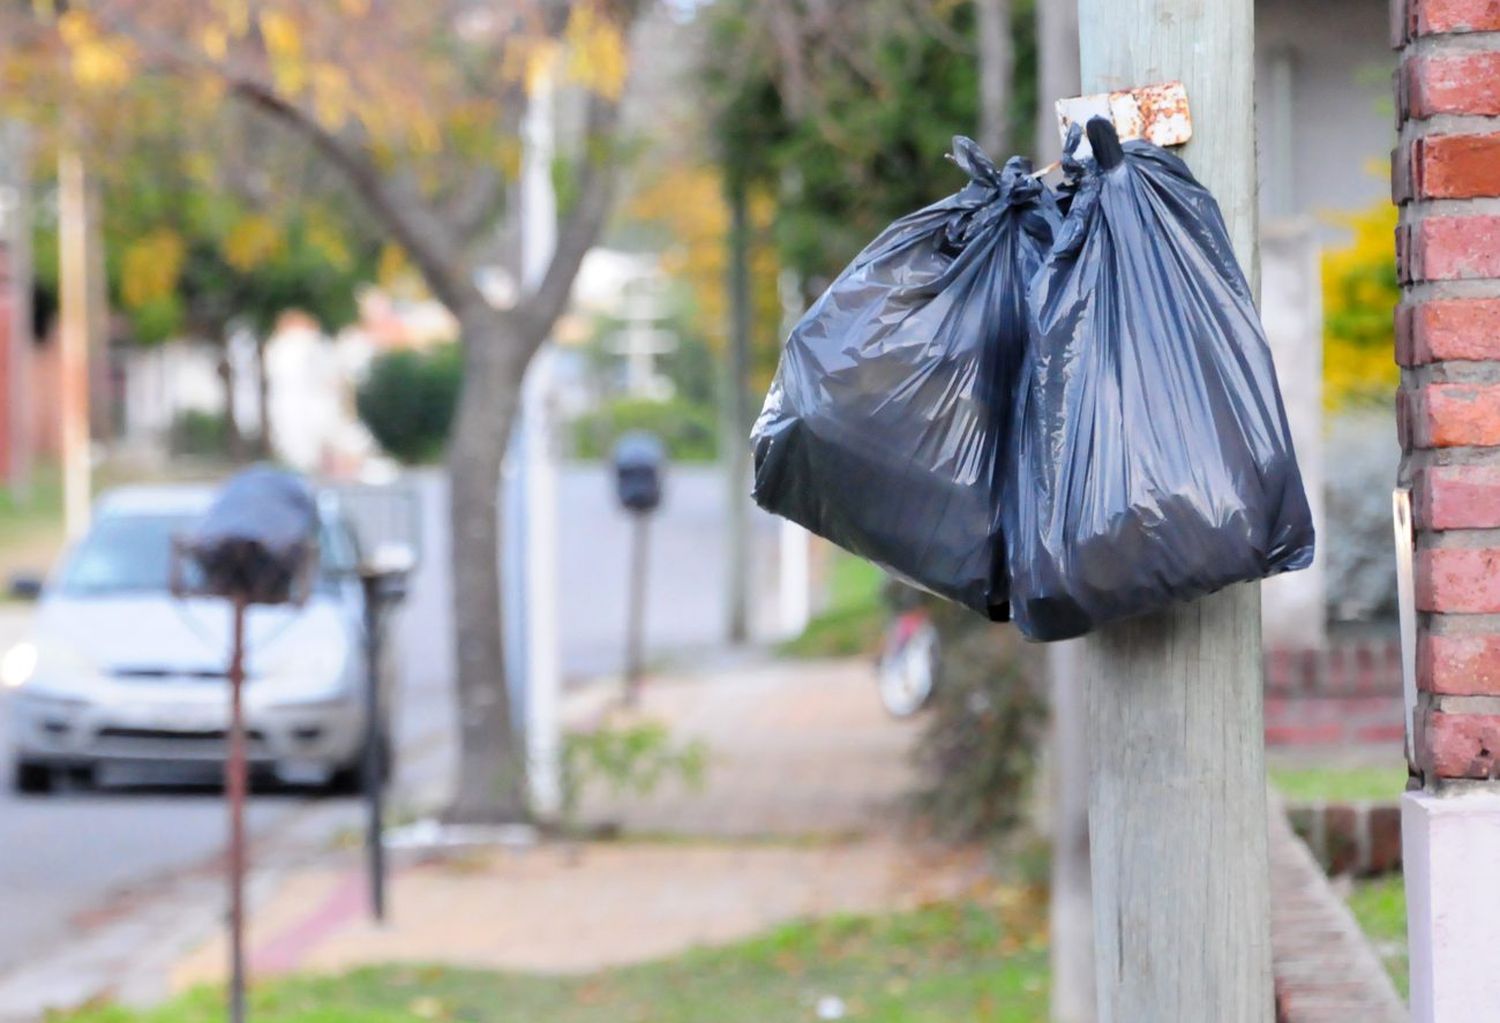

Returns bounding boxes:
[1047,642,1095,1023]
[1075,2,1272,1020]
[774,267,810,641]
[520,60,561,819]
[57,149,91,538]
[777,519,810,640]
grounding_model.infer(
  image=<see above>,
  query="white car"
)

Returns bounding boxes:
[2,484,395,794]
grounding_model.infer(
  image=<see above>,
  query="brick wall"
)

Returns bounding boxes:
[1269,798,1406,1022]
[1394,0,1500,783]
[1285,801,1405,876]
[1263,640,1406,747]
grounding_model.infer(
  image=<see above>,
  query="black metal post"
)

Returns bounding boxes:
[361,575,386,922]
[226,596,249,1023]
[623,512,650,705]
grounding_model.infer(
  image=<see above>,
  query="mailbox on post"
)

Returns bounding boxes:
[173,465,320,1023]
[612,431,665,515]
[611,432,666,703]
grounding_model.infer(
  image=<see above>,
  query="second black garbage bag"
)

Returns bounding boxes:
[1006,120,1316,642]
[752,139,1057,619]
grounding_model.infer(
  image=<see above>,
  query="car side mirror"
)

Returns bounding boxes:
[8,574,42,601]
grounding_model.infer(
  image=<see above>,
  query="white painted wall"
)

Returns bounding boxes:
[1260,221,1328,649]
[1255,0,1395,236]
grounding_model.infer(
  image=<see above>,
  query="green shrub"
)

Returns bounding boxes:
[571,396,718,462]
[912,605,1046,843]
[355,344,462,464]
[561,719,708,835]
[168,409,230,458]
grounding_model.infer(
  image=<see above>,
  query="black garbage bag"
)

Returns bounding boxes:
[185,465,320,605]
[1005,119,1315,641]
[751,139,1058,619]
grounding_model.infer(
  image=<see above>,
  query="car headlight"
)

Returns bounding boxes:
[1,642,36,689]
[5,640,101,692]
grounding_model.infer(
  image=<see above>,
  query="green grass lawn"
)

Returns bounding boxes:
[0,469,65,594]
[1345,875,1408,999]
[778,552,887,659]
[1269,763,1409,803]
[62,902,1049,1023]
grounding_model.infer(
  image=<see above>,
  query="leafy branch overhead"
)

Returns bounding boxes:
[7,1,641,341]
[0,0,653,824]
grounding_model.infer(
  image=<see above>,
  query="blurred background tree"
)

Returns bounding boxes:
[0,0,649,824]
[32,95,379,459]
[702,0,1034,292]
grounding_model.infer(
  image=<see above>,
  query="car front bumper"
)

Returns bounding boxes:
[8,687,365,773]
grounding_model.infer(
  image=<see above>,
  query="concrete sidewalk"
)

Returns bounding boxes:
[170,657,987,987]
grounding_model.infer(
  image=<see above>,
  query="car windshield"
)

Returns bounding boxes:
[56,513,201,596]
[56,508,353,598]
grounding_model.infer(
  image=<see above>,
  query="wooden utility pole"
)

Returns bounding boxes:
[1075,3,1272,1021]
[0,121,33,498]
[57,149,92,538]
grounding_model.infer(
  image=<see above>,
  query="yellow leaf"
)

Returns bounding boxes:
[58,11,134,91]
[223,215,284,272]
[200,25,228,62]
[259,10,307,95]
[121,230,186,310]
[377,243,411,288]
[563,3,627,100]
[310,64,352,130]
[258,10,301,58]
[305,216,352,272]
[218,0,251,38]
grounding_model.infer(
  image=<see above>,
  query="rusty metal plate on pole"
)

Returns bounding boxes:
[1055,80,1192,160]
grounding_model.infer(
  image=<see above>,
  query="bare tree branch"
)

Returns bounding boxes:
[225,79,481,315]
[442,163,508,241]
[94,12,490,317]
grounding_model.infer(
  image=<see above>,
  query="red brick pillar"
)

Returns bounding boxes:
[1394,1,1500,1017]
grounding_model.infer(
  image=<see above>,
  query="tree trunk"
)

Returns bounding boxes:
[1034,0,1080,164]
[443,302,530,824]
[217,343,246,463]
[975,0,1014,156]
[254,334,272,460]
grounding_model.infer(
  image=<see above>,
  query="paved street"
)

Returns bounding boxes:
[0,461,781,989]
[0,602,454,981]
[394,464,783,690]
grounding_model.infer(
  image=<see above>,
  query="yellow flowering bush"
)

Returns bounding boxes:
[1322,202,1400,410]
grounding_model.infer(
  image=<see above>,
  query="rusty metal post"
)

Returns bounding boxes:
[226,595,249,1023]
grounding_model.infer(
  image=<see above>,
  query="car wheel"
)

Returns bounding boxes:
[12,760,54,795]
[326,731,392,796]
